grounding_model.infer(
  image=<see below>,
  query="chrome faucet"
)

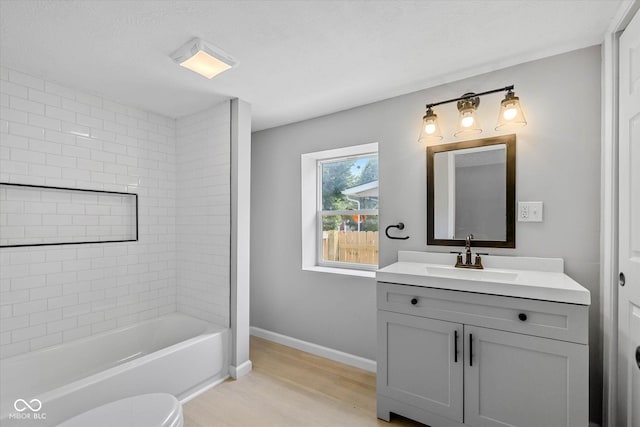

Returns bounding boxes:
[454,234,484,269]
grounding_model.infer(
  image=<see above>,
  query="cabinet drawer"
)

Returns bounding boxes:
[377,282,588,344]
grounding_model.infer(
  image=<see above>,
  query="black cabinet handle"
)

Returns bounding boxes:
[636,346,640,370]
[454,330,458,363]
[469,333,473,367]
[518,313,528,322]
[410,298,418,305]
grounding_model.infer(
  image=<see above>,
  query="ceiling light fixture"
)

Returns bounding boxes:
[418,85,526,142]
[171,38,237,79]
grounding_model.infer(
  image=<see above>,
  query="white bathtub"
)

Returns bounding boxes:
[0,313,229,427]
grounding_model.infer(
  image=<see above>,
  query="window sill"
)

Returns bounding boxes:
[302,265,376,278]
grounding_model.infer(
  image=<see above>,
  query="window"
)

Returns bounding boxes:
[301,143,379,274]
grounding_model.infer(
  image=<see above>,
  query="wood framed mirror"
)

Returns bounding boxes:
[427,134,516,248]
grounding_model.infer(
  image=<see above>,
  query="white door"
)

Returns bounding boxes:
[618,7,640,427]
[464,325,588,427]
[377,311,463,422]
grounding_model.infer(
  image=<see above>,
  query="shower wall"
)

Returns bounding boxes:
[0,67,181,358]
[176,104,231,326]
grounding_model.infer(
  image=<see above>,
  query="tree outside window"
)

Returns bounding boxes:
[319,154,378,267]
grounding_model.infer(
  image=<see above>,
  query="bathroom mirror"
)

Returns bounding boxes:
[427,135,516,248]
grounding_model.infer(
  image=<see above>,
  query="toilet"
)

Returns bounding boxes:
[57,393,183,427]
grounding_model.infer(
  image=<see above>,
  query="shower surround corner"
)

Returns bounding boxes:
[0,66,232,360]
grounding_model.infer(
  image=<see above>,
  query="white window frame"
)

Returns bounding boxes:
[301,142,378,277]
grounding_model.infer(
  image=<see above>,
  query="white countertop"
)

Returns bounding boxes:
[376,252,591,305]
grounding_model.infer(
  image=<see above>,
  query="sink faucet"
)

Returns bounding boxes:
[455,234,484,269]
[465,234,473,264]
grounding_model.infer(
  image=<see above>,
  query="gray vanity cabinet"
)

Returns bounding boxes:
[464,325,588,427]
[377,311,463,422]
[377,282,589,427]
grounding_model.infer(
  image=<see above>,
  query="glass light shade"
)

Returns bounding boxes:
[418,108,443,143]
[495,92,527,130]
[454,106,482,137]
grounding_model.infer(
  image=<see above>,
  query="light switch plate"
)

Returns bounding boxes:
[518,201,543,222]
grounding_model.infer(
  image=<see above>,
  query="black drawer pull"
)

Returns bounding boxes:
[469,333,473,366]
[518,313,528,322]
[410,298,418,305]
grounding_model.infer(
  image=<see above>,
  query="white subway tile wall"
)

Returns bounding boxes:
[0,67,231,358]
[176,104,231,326]
[0,184,137,246]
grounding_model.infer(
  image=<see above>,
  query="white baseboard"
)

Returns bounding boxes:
[229,360,253,379]
[250,326,376,372]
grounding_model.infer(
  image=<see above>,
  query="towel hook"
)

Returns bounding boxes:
[385,222,410,240]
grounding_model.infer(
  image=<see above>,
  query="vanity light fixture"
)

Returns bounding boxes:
[171,38,237,79]
[496,89,527,130]
[417,107,443,143]
[454,93,482,137]
[418,85,526,142]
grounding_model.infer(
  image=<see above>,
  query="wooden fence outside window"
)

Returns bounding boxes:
[322,230,379,265]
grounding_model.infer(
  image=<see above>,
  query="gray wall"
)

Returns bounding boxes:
[251,46,602,423]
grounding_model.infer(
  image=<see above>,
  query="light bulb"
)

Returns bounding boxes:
[461,116,474,128]
[425,122,436,134]
[503,106,518,120]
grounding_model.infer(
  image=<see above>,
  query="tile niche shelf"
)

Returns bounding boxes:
[0,183,138,248]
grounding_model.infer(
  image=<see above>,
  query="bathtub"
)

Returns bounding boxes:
[0,313,230,427]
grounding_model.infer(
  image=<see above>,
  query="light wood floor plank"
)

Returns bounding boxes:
[183,336,426,426]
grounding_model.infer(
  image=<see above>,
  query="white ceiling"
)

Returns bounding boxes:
[0,0,627,131]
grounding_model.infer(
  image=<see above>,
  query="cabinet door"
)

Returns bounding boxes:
[378,311,463,422]
[464,325,588,427]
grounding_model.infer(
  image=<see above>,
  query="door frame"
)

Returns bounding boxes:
[601,2,640,426]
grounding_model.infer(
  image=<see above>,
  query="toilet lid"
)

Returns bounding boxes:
[57,393,183,427]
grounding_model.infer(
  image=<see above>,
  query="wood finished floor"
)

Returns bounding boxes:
[183,336,426,427]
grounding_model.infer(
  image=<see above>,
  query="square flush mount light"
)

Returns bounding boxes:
[171,38,237,79]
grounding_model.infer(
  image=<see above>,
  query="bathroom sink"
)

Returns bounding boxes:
[376,251,591,305]
[424,266,519,282]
